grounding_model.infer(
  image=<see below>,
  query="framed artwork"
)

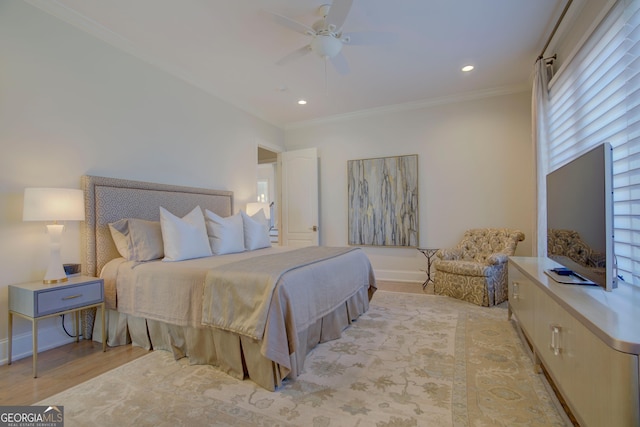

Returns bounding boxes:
[347,154,418,247]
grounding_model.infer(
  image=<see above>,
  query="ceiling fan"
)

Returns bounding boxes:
[269,0,386,75]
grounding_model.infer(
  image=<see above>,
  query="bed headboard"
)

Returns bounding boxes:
[81,175,233,277]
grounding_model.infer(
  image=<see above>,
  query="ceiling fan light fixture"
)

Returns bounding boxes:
[311,35,343,59]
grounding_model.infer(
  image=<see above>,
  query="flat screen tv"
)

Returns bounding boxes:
[545,142,615,291]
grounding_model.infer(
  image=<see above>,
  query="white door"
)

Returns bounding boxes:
[280,148,319,246]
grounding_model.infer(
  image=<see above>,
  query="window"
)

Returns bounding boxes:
[545,0,640,285]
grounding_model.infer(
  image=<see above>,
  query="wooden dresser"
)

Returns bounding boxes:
[508,257,640,427]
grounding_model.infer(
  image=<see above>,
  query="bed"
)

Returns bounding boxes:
[81,175,376,391]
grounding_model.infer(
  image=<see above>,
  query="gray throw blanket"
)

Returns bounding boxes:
[201,246,358,339]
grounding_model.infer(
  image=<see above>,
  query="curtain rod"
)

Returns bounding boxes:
[538,0,574,60]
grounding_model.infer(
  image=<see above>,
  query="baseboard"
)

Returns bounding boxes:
[374,268,425,283]
[0,316,79,366]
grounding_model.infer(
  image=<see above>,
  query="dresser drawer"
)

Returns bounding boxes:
[36,281,103,316]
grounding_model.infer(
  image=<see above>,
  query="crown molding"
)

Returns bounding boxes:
[284,84,530,130]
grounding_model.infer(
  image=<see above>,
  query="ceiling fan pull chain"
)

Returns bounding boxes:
[323,58,327,95]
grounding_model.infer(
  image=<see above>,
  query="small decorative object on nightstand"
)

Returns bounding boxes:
[417,248,438,289]
[7,275,106,378]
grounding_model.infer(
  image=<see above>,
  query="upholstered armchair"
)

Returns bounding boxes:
[547,229,606,270]
[433,228,525,307]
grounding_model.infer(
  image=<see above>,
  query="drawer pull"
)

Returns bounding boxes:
[62,294,82,300]
[550,325,562,356]
[512,281,520,300]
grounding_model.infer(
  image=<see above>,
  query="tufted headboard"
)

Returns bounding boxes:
[81,175,233,277]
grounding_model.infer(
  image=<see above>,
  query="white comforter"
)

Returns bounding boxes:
[101,246,376,370]
[101,246,296,325]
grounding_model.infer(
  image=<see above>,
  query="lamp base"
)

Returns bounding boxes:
[43,277,68,285]
[43,224,68,284]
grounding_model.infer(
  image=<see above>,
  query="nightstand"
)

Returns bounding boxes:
[8,275,106,377]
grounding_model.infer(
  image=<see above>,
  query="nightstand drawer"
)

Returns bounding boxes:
[36,281,103,316]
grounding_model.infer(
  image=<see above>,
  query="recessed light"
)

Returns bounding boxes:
[298,99,307,105]
[462,65,475,72]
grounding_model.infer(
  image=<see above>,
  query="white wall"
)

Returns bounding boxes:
[0,1,284,360]
[285,91,534,281]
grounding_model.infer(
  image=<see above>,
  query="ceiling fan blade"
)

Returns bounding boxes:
[342,31,398,46]
[325,0,354,32]
[268,11,315,36]
[276,45,311,66]
[330,52,350,75]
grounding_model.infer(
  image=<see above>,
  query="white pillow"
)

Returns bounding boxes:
[241,210,271,250]
[204,210,246,255]
[159,206,212,261]
[249,208,270,229]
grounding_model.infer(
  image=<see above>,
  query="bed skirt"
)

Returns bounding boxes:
[93,285,372,391]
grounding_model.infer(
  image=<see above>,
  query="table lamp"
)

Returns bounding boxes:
[23,188,85,284]
[246,202,271,220]
[246,201,274,231]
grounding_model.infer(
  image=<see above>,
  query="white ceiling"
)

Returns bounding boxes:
[28,0,566,128]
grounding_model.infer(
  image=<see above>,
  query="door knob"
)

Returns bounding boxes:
[312,225,318,232]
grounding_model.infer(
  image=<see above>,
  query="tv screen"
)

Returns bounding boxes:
[546,143,615,291]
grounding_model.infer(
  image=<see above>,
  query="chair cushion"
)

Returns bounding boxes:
[434,259,494,277]
[436,248,463,260]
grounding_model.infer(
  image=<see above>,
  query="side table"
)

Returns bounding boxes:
[417,248,438,289]
[8,275,106,377]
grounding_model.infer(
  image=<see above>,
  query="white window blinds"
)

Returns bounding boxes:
[546,0,640,285]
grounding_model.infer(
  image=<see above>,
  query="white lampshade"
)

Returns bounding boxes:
[23,188,85,284]
[246,202,271,220]
[23,188,85,222]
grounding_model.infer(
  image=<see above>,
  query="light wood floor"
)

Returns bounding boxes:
[0,340,148,406]
[0,281,426,406]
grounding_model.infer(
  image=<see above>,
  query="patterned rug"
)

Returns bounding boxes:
[37,291,568,426]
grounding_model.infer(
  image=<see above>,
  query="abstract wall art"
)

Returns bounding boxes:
[347,154,418,247]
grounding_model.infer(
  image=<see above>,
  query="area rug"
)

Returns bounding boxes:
[37,291,568,426]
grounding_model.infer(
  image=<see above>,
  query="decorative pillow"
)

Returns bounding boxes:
[204,210,246,255]
[108,218,164,261]
[159,206,212,261]
[249,208,270,229]
[241,210,271,251]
